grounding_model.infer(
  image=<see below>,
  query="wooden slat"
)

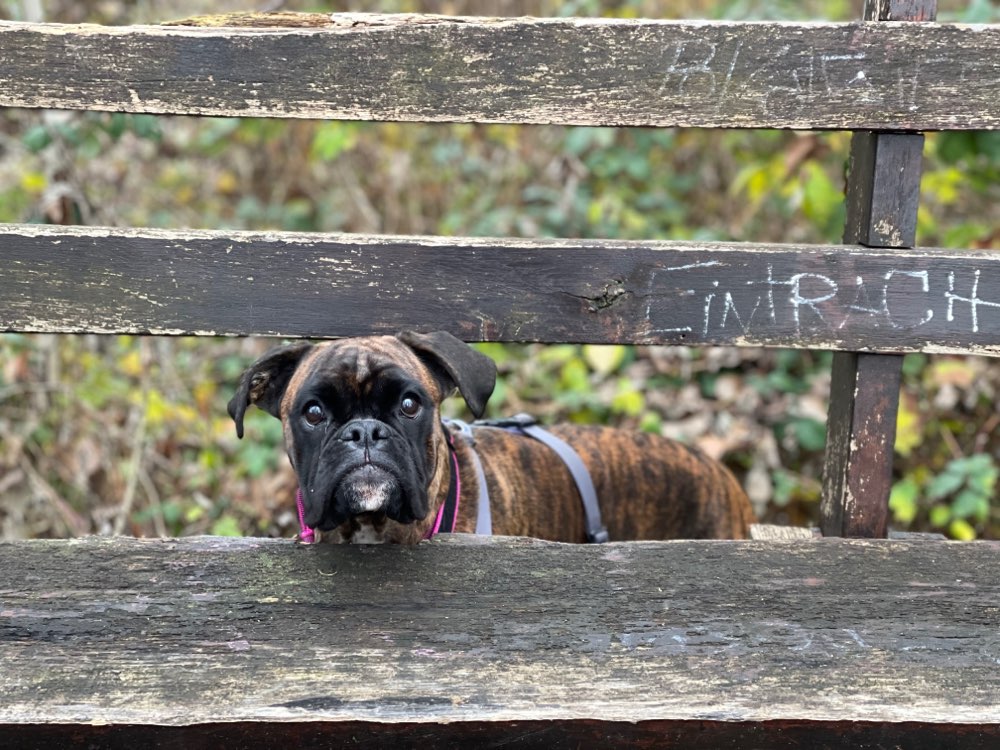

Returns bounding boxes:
[0,535,997,746]
[4,720,998,749]
[749,525,946,540]
[822,351,907,535]
[0,15,998,130]
[821,0,934,539]
[843,132,926,249]
[750,523,818,539]
[3,224,1000,353]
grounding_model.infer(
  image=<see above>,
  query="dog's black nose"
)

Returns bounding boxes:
[337,419,390,447]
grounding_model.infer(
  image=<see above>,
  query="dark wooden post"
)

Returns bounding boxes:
[820,0,937,538]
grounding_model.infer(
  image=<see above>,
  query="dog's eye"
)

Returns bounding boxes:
[303,402,326,426]
[400,395,421,419]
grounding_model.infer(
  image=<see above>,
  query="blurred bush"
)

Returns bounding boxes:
[0,0,998,540]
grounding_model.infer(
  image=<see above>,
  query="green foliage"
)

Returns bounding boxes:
[892,455,997,540]
[311,123,361,161]
[235,414,286,478]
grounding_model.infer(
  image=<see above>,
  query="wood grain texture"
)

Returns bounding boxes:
[0,534,998,734]
[822,352,905,536]
[843,131,926,249]
[3,224,1000,353]
[4,719,999,749]
[0,16,998,130]
[821,0,934,539]
[750,523,818,539]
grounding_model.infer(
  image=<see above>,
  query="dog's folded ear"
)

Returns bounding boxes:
[227,341,314,439]
[397,331,497,419]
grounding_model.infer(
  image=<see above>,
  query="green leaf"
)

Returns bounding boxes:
[951,488,985,520]
[889,476,919,525]
[929,504,952,528]
[801,162,843,233]
[129,114,162,141]
[537,345,579,366]
[185,505,205,523]
[611,385,644,417]
[772,470,798,507]
[472,343,511,367]
[210,515,243,537]
[925,467,966,500]
[559,358,590,393]
[960,0,998,26]
[792,418,827,452]
[639,411,663,434]
[968,470,997,497]
[901,353,927,379]
[23,125,51,153]
[311,123,359,161]
[160,501,183,526]
[106,113,127,140]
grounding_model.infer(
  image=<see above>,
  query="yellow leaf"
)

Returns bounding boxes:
[145,390,167,427]
[746,168,769,202]
[583,345,626,376]
[176,405,200,424]
[119,350,143,378]
[894,393,921,457]
[194,381,217,414]
[587,199,604,226]
[948,519,976,541]
[485,124,519,149]
[20,172,46,194]
[215,171,239,194]
[927,358,975,388]
[176,185,195,204]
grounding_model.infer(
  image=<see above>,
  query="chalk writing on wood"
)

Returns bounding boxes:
[654,34,956,119]
[644,263,1000,340]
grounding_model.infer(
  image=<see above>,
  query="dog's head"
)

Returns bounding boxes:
[228,331,496,539]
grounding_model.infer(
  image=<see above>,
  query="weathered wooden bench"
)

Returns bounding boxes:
[1,1,999,746]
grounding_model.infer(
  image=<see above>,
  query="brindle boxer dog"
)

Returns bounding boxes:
[228,331,754,544]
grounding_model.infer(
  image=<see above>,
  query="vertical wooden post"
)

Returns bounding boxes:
[820,0,937,538]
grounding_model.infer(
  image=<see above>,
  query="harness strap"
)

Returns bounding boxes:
[483,414,609,544]
[443,419,492,536]
[448,414,609,544]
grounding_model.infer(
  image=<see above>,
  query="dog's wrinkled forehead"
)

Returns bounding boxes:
[279,336,440,418]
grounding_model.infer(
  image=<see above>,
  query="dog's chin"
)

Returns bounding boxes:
[341,465,396,512]
[306,466,425,531]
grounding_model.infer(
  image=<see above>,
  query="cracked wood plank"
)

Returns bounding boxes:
[0,15,998,129]
[3,224,1000,353]
[0,535,997,747]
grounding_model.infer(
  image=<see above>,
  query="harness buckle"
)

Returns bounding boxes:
[587,528,610,544]
[442,417,475,442]
[473,412,538,429]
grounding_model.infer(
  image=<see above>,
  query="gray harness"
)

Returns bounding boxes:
[443,414,610,543]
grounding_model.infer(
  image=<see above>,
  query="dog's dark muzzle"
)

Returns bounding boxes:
[335,418,392,455]
[311,418,411,523]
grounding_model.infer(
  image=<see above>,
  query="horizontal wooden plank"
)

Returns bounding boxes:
[4,720,999,749]
[0,535,997,738]
[0,15,998,130]
[3,224,1000,354]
